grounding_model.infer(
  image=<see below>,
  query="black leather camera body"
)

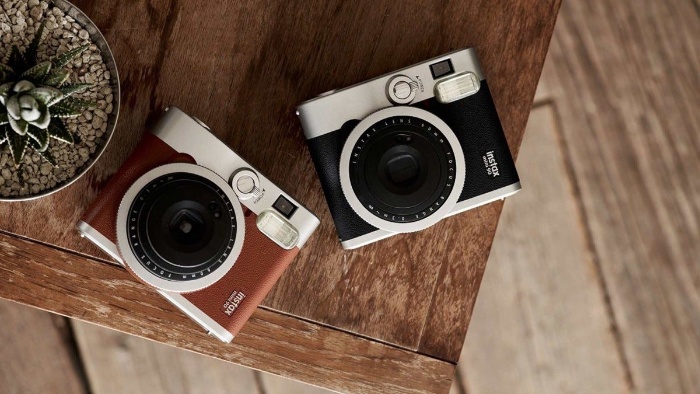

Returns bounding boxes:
[297,48,520,249]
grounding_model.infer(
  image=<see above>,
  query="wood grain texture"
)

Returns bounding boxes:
[542,0,700,392]
[0,300,87,394]
[72,320,263,394]
[259,371,337,394]
[0,0,559,365]
[73,319,336,394]
[0,231,453,394]
[456,106,630,393]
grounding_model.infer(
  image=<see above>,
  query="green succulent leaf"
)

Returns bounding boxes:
[6,128,28,165]
[7,45,27,71]
[29,87,64,107]
[29,139,57,166]
[0,64,14,83]
[0,113,7,126]
[64,97,95,110]
[0,124,8,145]
[60,83,92,97]
[21,61,52,81]
[43,70,71,87]
[18,94,43,122]
[28,108,51,129]
[50,101,82,118]
[47,119,74,143]
[0,82,12,105]
[51,44,89,69]
[5,95,21,120]
[8,116,29,135]
[25,20,47,63]
[27,125,49,152]
[13,80,35,93]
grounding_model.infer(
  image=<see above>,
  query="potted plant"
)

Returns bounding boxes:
[0,0,119,200]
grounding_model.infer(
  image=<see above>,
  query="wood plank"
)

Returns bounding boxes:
[0,231,454,394]
[541,0,700,392]
[0,300,87,394]
[532,78,552,105]
[259,371,336,394]
[72,321,262,394]
[417,0,564,356]
[454,106,630,393]
[0,0,559,363]
[73,319,335,394]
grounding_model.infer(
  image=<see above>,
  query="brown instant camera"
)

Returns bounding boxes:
[77,107,319,342]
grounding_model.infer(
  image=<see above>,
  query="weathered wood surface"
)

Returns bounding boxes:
[455,106,631,393]
[73,321,264,394]
[539,0,700,392]
[73,319,336,394]
[0,231,453,393]
[8,1,700,390]
[0,300,88,394]
[258,372,336,394]
[0,0,558,362]
[0,0,560,390]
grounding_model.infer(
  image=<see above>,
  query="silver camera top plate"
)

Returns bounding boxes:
[155,107,319,249]
[296,48,484,140]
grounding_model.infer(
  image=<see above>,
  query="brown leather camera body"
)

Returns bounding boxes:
[80,131,300,339]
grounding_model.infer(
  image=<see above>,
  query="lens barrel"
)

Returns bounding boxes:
[125,172,238,282]
[348,115,458,223]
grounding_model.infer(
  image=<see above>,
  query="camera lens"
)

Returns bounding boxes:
[125,172,238,281]
[349,115,457,223]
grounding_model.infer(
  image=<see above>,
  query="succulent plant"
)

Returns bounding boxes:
[0,20,94,166]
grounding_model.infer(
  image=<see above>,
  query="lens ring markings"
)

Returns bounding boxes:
[349,115,457,223]
[338,106,466,234]
[126,172,237,282]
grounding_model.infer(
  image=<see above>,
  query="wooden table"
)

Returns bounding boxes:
[0,1,560,392]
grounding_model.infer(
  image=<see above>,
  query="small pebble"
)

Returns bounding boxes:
[29,6,42,21]
[91,117,103,129]
[0,0,115,198]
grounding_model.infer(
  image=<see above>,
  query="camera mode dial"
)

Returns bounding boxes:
[231,169,261,200]
[386,75,418,104]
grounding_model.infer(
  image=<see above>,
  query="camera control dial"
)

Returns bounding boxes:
[231,169,261,200]
[386,75,418,104]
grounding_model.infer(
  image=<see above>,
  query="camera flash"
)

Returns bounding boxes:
[256,210,300,250]
[434,72,481,104]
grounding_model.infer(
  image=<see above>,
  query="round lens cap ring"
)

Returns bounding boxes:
[339,106,465,233]
[116,163,246,293]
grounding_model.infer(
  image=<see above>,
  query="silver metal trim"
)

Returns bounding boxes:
[339,182,521,249]
[447,182,522,216]
[116,163,247,293]
[340,229,395,250]
[159,291,234,343]
[76,221,124,265]
[77,222,235,343]
[154,108,320,248]
[297,48,483,139]
[338,106,466,233]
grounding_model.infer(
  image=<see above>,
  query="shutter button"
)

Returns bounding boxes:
[393,81,413,100]
[386,75,418,104]
[231,169,261,200]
